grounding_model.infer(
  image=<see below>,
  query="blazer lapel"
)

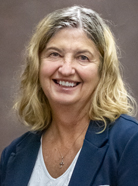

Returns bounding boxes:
[4,121,109,186]
[69,120,109,186]
[4,132,42,186]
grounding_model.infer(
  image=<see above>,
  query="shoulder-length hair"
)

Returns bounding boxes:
[14,6,137,131]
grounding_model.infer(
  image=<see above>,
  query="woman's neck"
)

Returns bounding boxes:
[47,103,90,144]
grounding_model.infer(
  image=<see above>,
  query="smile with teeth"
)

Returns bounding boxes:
[54,80,79,87]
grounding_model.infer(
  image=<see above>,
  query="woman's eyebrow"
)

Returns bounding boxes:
[44,47,62,53]
[44,47,95,58]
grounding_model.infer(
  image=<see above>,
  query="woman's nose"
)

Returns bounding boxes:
[58,59,75,76]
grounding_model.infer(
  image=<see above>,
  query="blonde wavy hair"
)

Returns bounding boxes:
[14,6,137,131]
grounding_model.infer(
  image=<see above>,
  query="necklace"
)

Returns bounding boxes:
[57,125,88,168]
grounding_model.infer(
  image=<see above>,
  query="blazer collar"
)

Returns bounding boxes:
[69,120,109,186]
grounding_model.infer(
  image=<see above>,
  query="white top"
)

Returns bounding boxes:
[28,141,81,186]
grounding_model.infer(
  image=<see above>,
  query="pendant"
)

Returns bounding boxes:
[59,157,64,168]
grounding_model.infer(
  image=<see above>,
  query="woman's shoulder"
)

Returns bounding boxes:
[111,114,138,133]
[0,131,42,164]
[116,114,138,124]
[109,114,138,151]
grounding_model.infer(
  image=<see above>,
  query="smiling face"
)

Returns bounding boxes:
[39,28,101,110]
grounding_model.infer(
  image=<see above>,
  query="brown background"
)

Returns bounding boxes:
[0,0,138,154]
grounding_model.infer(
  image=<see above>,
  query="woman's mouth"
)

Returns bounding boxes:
[53,80,80,87]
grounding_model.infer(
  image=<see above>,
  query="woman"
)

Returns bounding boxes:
[0,5,138,186]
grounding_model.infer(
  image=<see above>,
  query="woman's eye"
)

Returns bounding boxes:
[78,55,89,62]
[50,52,60,57]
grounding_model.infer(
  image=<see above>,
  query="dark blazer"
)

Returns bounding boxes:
[1,114,138,186]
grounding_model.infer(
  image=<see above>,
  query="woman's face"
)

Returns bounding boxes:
[39,28,100,109]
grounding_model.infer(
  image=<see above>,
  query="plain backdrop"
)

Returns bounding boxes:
[0,0,138,154]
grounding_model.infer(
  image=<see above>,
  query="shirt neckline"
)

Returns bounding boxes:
[40,138,81,180]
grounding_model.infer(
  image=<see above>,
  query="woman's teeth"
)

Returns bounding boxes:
[58,81,77,87]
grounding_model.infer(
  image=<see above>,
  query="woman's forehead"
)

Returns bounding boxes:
[45,28,98,51]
